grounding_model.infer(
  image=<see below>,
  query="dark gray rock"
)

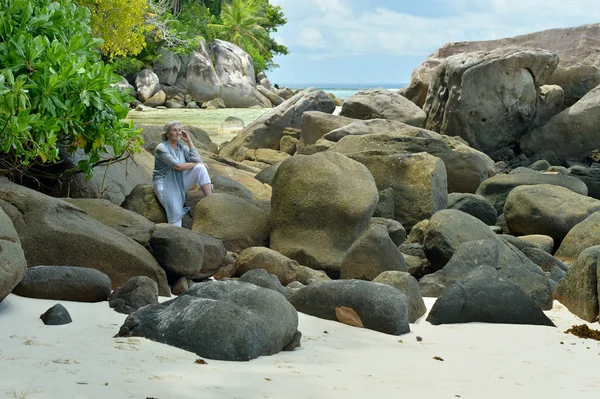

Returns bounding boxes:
[288,280,410,335]
[420,239,553,310]
[553,246,600,322]
[13,266,111,302]
[426,266,555,326]
[371,217,406,246]
[109,276,159,314]
[40,304,72,325]
[254,162,282,185]
[239,269,287,297]
[447,193,497,225]
[0,179,170,296]
[423,209,498,268]
[521,247,568,273]
[116,280,299,361]
[0,205,26,302]
[569,165,600,200]
[149,224,227,279]
[212,175,255,200]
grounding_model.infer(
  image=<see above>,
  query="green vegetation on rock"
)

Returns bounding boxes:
[0,0,142,180]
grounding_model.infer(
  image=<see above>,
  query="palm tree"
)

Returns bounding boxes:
[209,0,268,52]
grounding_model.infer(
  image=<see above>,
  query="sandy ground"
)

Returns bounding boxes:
[1,294,599,399]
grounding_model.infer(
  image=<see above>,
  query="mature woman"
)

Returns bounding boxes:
[153,121,212,227]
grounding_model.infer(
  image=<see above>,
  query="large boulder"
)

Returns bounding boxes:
[154,48,182,86]
[48,148,155,206]
[423,209,504,267]
[504,184,600,243]
[210,40,271,108]
[419,238,553,310]
[135,69,161,103]
[219,88,335,158]
[340,88,426,127]
[300,111,356,145]
[423,47,558,154]
[426,266,554,326]
[555,211,600,263]
[288,280,410,335]
[326,120,495,193]
[553,246,600,322]
[403,24,600,108]
[0,206,27,302]
[521,84,600,163]
[339,151,447,230]
[192,193,269,253]
[13,265,111,302]
[269,152,379,276]
[475,172,589,214]
[116,280,299,361]
[64,198,155,247]
[181,42,221,102]
[0,179,170,296]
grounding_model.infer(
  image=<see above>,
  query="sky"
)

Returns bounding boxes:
[266,0,600,85]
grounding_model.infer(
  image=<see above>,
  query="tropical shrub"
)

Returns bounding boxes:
[0,0,142,180]
[75,0,149,58]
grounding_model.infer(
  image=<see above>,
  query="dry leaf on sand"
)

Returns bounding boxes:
[335,306,364,328]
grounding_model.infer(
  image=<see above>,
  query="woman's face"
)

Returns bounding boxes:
[167,124,183,141]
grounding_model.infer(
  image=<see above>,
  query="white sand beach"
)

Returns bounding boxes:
[1,295,599,399]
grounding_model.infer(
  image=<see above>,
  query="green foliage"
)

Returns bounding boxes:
[208,0,288,72]
[245,44,266,74]
[210,0,268,52]
[200,0,221,17]
[0,0,142,179]
[110,56,145,76]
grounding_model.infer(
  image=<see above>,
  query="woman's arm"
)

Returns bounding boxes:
[172,162,199,171]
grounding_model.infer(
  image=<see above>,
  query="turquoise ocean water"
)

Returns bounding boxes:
[281,83,408,100]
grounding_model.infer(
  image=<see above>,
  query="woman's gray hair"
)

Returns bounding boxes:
[162,120,182,141]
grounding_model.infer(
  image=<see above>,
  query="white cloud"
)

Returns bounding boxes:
[274,0,600,58]
[297,28,327,49]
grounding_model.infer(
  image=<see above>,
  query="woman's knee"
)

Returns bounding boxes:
[193,163,211,185]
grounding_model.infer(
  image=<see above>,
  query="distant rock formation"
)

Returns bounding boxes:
[129,39,274,108]
[402,24,600,108]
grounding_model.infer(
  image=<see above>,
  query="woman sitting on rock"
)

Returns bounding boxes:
[153,121,212,227]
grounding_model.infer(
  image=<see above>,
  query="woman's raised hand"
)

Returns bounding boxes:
[181,130,193,145]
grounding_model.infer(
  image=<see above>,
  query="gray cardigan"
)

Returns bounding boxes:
[152,141,202,223]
